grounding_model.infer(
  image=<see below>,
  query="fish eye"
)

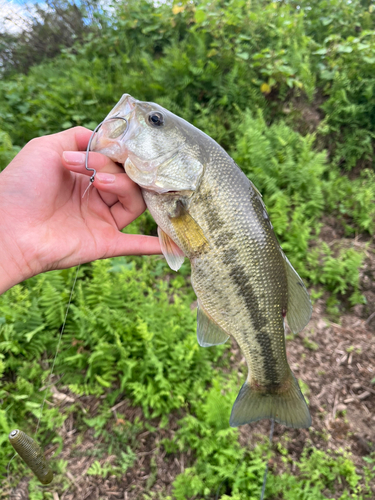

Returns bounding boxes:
[148,112,164,127]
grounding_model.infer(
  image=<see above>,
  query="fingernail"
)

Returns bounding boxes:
[63,151,85,164]
[96,172,115,184]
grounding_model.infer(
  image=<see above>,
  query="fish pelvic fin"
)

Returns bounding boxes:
[283,253,312,334]
[157,226,185,271]
[197,301,229,347]
[229,372,311,429]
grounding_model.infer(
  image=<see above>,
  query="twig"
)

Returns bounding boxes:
[332,393,339,420]
[110,400,127,412]
[366,311,375,324]
[361,403,370,415]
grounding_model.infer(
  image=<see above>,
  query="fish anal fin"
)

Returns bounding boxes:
[170,206,209,256]
[157,227,185,271]
[283,254,312,334]
[229,372,311,429]
[197,302,229,347]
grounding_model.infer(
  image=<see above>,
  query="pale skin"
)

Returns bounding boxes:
[0,126,161,295]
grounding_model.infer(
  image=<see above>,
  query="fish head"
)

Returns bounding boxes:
[92,94,204,194]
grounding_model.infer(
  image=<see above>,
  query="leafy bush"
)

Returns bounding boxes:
[0,129,19,171]
[0,0,100,75]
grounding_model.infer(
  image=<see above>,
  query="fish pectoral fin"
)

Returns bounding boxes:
[229,372,311,429]
[170,205,209,255]
[197,302,229,347]
[157,227,185,272]
[283,253,312,334]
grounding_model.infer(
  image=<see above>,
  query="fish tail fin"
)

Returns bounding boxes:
[229,372,311,429]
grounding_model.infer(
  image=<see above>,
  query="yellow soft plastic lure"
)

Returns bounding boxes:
[9,429,53,484]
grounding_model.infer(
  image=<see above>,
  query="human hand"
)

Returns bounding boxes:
[0,127,161,294]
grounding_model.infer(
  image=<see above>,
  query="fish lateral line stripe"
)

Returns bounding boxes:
[227,262,281,382]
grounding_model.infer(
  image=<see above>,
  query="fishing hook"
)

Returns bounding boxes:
[85,116,128,183]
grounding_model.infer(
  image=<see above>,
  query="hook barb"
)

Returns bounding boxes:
[85,116,128,183]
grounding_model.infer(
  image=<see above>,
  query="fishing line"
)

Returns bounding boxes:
[34,116,129,428]
[7,266,80,486]
[34,264,80,436]
[34,117,119,434]
[34,118,127,429]
[260,418,275,500]
[8,116,129,485]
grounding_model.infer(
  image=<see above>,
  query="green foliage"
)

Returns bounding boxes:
[0,259,225,484]
[268,447,363,500]
[0,129,20,171]
[314,30,375,170]
[307,244,365,304]
[0,258,220,423]
[325,169,375,234]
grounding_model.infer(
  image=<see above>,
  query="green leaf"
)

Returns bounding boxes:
[194,9,206,24]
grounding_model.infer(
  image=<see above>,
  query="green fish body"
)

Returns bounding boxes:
[93,94,312,428]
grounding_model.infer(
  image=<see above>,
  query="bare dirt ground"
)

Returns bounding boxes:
[6,247,375,500]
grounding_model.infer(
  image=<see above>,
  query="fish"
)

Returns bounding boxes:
[92,94,313,428]
[8,429,54,484]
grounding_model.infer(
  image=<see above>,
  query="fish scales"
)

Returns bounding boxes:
[145,143,289,387]
[191,155,288,386]
[93,94,312,428]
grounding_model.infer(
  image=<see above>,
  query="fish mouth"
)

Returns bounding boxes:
[91,95,138,160]
[107,94,138,123]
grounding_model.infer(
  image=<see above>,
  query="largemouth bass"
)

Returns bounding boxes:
[92,94,312,428]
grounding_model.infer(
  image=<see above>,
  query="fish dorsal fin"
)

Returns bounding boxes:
[283,254,312,334]
[157,227,185,272]
[197,302,229,347]
[170,205,209,255]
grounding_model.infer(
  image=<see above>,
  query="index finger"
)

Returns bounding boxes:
[51,126,94,152]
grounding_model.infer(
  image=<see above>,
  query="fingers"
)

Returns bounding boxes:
[62,151,124,176]
[62,151,124,206]
[49,126,93,153]
[103,174,146,229]
[73,126,95,151]
[107,233,162,257]
[7,127,94,174]
[63,142,147,230]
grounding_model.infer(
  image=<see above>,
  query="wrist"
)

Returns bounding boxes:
[0,239,31,295]
[0,216,35,295]
[0,262,21,295]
